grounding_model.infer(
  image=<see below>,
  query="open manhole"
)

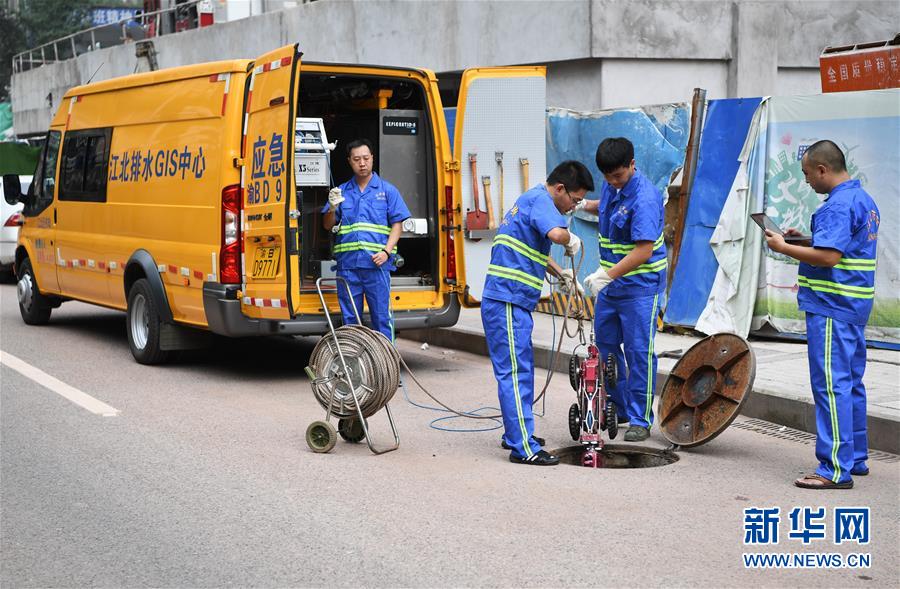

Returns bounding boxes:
[555,333,756,468]
[551,444,679,468]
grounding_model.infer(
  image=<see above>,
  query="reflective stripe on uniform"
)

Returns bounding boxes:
[486,264,543,290]
[833,257,876,271]
[825,317,842,483]
[798,276,875,299]
[599,233,664,254]
[493,234,550,266]
[506,303,532,458]
[337,222,391,236]
[333,241,398,254]
[645,293,659,423]
[600,257,668,276]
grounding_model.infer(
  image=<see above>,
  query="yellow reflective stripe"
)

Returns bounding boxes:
[487,264,543,290]
[798,276,874,299]
[645,294,659,424]
[507,303,532,458]
[493,234,549,266]
[598,233,664,253]
[337,222,391,235]
[600,258,667,276]
[834,257,876,271]
[825,318,841,483]
[333,241,398,253]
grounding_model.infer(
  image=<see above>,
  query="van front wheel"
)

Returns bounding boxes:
[126,278,170,365]
[17,258,52,325]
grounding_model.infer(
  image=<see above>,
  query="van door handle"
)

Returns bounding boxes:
[54,209,57,224]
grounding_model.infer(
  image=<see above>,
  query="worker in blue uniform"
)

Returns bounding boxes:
[765,140,879,489]
[482,160,593,466]
[323,138,411,341]
[581,137,667,442]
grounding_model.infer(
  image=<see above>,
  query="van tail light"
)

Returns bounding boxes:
[220,184,242,284]
[4,213,24,227]
[444,185,457,283]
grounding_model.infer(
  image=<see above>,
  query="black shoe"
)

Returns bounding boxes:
[509,449,559,466]
[501,435,546,450]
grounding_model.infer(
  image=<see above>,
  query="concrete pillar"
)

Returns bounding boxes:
[729,0,781,97]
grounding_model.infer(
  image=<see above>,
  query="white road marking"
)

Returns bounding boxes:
[0,351,120,417]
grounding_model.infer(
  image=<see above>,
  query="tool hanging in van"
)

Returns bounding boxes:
[481,175,496,230]
[519,157,530,193]
[466,153,488,235]
[495,151,505,223]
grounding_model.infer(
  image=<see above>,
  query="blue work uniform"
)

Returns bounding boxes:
[797,179,878,484]
[323,172,411,341]
[593,169,667,428]
[481,185,568,460]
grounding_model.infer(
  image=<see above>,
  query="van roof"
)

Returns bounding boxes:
[65,59,253,98]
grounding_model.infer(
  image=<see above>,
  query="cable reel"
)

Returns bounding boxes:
[304,278,401,455]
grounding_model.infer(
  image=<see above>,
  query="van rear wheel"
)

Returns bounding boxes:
[17,258,52,325]
[127,278,170,365]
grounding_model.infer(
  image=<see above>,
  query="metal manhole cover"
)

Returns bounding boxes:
[658,333,756,448]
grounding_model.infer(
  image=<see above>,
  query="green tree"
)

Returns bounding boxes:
[0,7,27,101]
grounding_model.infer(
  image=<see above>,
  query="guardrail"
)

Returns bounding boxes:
[12,0,204,74]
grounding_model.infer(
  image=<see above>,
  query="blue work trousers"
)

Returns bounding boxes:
[806,312,868,483]
[593,290,661,428]
[481,297,542,459]
[336,267,394,341]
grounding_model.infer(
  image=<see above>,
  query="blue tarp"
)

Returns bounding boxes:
[545,105,691,284]
[664,97,762,327]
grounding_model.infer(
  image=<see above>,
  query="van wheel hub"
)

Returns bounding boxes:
[130,293,149,349]
[17,273,34,310]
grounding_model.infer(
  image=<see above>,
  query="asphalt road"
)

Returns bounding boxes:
[1,283,898,588]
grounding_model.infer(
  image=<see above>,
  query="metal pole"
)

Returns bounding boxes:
[91,29,96,50]
[54,42,59,61]
[70,36,77,58]
[40,45,45,66]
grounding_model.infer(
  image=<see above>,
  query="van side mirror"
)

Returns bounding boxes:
[3,175,23,205]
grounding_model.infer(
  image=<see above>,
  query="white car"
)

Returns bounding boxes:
[1,175,31,278]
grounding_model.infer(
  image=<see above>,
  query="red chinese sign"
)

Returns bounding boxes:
[820,43,900,93]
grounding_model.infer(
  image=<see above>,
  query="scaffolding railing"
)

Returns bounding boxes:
[12,0,204,74]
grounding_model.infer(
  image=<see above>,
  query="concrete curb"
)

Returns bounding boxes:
[402,327,898,454]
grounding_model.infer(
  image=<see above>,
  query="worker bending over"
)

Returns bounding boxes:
[581,137,667,442]
[323,139,411,341]
[482,160,592,466]
[765,140,878,490]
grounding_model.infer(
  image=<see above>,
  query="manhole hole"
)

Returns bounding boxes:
[551,444,680,468]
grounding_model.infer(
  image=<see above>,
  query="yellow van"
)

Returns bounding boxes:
[3,44,548,364]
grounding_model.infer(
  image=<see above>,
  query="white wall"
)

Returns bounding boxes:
[776,68,823,97]
[600,60,728,110]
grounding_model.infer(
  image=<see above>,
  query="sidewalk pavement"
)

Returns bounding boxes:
[403,307,900,454]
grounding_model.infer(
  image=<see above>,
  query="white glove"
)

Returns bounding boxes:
[563,231,582,256]
[583,267,612,297]
[328,187,345,209]
[557,269,584,297]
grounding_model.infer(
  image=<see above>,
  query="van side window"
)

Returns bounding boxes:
[59,128,112,203]
[23,130,61,217]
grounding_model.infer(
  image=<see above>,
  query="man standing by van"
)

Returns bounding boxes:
[482,160,591,466]
[581,137,667,443]
[323,139,411,341]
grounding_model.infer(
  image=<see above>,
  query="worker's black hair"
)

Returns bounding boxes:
[546,160,595,192]
[595,137,634,174]
[346,138,374,157]
[804,140,847,173]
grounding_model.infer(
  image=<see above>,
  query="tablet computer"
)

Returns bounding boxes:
[750,213,810,242]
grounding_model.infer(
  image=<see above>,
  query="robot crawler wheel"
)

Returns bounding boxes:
[568,403,582,441]
[604,353,618,389]
[568,355,581,391]
[338,417,366,443]
[605,403,619,440]
[306,420,338,453]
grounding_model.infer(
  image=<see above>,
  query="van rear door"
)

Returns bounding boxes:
[241,44,301,319]
[450,67,548,306]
